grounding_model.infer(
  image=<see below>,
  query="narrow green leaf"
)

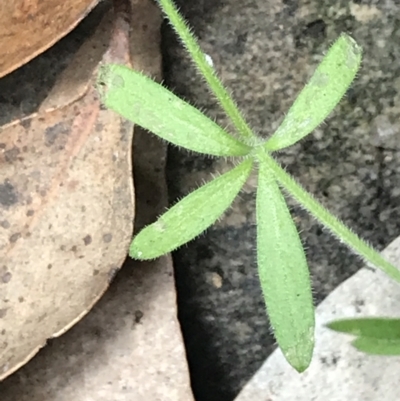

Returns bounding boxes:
[265,33,362,151]
[131,159,253,260]
[352,337,400,355]
[327,318,400,339]
[328,318,400,355]
[256,158,314,372]
[259,149,400,284]
[97,64,251,156]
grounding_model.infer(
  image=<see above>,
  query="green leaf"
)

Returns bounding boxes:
[328,318,400,355]
[256,158,314,372]
[130,159,253,260]
[352,337,400,355]
[265,33,362,151]
[327,318,400,339]
[97,64,251,156]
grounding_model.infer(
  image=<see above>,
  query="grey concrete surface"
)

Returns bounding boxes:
[162,1,400,400]
[234,235,400,401]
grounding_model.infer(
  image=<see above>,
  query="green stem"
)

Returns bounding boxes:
[157,0,255,142]
[256,148,400,284]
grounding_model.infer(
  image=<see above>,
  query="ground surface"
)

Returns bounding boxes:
[1,1,400,400]
[162,1,400,400]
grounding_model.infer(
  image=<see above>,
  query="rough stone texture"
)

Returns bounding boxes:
[234,236,400,401]
[162,1,400,400]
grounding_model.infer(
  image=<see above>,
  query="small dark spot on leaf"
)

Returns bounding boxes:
[1,272,11,283]
[22,145,28,152]
[71,245,77,253]
[0,143,6,149]
[26,209,35,217]
[44,122,71,146]
[19,118,32,130]
[83,235,92,245]
[0,180,18,207]
[134,310,144,324]
[38,313,47,323]
[0,220,10,229]
[1,329,5,335]
[9,233,21,243]
[95,122,104,132]
[39,189,47,197]
[4,146,21,163]
[0,309,7,318]
[18,296,24,303]
[60,245,66,251]
[93,269,100,276]
[103,233,113,243]
[47,264,53,270]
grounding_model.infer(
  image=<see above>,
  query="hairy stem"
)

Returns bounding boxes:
[256,148,400,284]
[157,0,255,142]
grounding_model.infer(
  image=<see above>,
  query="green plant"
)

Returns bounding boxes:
[97,0,400,372]
[327,318,400,355]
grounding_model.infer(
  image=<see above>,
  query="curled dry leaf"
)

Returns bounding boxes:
[0,0,100,78]
[0,3,134,380]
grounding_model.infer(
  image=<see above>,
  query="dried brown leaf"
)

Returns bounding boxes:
[0,2,134,380]
[0,0,101,78]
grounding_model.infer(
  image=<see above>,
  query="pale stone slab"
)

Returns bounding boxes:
[235,237,400,401]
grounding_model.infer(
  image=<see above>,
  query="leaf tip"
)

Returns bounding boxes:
[129,241,146,260]
[96,63,126,103]
[284,344,313,373]
[280,326,314,373]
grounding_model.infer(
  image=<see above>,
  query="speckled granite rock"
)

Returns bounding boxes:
[162,1,400,400]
